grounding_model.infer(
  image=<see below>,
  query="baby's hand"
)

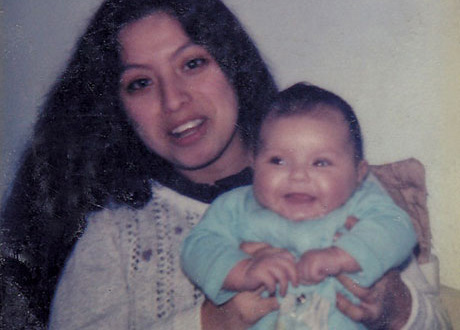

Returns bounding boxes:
[247,251,298,296]
[297,248,344,284]
[226,249,298,296]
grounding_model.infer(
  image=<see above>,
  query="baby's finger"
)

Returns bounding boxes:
[260,273,277,295]
[262,247,292,258]
[267,265,288,295]
[278,266,293,297]
[251,246,288,259]
[280,258,298,287]
[278,277,288,297]
[275,260,298,295]
[253,286,267,296]
[276,250,297,263]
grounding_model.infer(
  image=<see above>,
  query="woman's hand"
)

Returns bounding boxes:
[336,270,411,330]
[201,288,279,330]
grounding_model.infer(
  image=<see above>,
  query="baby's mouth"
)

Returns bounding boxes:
[284,193,315,203]
[170,119,205,139]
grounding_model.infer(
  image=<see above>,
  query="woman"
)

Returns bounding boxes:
[0,0,449,329]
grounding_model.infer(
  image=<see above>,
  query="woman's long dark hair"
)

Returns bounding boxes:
[0,0,277,327]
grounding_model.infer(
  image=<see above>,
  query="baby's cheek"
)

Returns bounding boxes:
[324,188,352,211]
[253,182,276,206]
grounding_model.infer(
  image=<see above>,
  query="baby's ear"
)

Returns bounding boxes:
[357,160,369,183]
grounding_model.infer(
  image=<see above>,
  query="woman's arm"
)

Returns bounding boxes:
[201,289,279,330]
[340,162,452,329]
[336,256,452,329]
[337,270,411,329]
[400,255,452,329]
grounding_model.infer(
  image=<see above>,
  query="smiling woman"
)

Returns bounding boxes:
[118,13,248,183]
[1,1,277,328]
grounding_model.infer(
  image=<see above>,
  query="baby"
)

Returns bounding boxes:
[181,83,417,329]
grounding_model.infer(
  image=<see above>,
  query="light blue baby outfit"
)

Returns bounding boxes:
[181,174,416,329]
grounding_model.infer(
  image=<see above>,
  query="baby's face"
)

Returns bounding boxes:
[253,108,367,221]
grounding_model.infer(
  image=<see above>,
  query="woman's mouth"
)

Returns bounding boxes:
[170,118,205,139]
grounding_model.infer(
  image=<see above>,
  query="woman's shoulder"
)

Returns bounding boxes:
[209,184,253,207]
[86,182,210,227]
[151,181,210,213]
[84,202,137,237]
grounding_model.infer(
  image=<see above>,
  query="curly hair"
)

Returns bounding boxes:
[0,0,277,326]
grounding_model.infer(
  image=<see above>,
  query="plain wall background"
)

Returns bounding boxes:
[1,0,459,289]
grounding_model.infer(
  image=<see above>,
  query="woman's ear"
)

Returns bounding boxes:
[357,160,369,183]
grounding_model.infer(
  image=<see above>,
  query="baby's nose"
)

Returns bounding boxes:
[289,165,310,181]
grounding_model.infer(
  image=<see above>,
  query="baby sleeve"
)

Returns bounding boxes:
[334,174,417,287]
[181,187,250,305]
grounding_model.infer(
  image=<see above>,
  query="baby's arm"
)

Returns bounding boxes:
[332,174,417,287]
[223,245,298,296]
[297,247,361,284]
[182,186,299,305]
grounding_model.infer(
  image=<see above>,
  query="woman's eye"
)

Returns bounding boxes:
[313,159,331,167]
[126,78,152,93]
[269,157,285,166]
[184,58,208,71]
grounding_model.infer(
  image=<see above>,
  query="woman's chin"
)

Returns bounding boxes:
[173,155,217,172]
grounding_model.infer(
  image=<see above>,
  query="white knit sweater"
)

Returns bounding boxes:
[49,183,451,329]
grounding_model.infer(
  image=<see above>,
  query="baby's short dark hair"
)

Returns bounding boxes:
[257,82,364,163]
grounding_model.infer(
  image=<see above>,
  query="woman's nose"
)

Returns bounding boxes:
[161,76,191,112]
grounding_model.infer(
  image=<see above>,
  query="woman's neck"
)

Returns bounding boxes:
[178,136,252,185]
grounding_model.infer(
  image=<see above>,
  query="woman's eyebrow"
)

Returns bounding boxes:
[171,41,205,59]
[120,63,149,74]
[120,41,200,74]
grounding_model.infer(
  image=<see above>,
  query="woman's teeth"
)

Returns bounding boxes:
[171,119,204,138]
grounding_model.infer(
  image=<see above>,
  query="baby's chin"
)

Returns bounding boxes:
[279,209,328,222]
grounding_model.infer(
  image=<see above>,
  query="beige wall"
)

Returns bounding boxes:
[224,0,460,289]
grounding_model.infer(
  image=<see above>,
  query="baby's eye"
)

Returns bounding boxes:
[184,57,208,71]
[313,159,331,167]
[269,156,286,166]
[126,78,152,93]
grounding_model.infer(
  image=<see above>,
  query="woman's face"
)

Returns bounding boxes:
[119,13,248,183]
